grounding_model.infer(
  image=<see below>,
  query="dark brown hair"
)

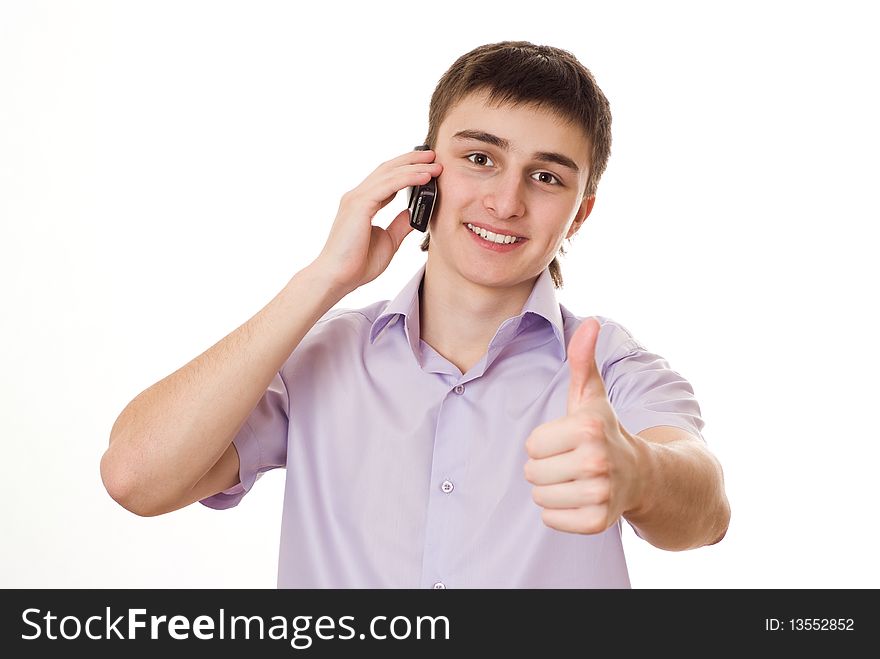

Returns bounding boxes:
[418,41,612,288]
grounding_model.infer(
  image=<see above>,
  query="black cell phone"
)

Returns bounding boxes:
[407,144,438,232]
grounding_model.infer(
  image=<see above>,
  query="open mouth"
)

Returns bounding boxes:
[463,222,527,252]
[465,223,525,245]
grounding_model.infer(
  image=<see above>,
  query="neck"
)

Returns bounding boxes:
[419,258,538,373]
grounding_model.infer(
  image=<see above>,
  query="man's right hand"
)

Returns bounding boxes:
[311,148,443,295]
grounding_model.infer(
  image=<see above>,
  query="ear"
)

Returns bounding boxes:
[565,195,596,240]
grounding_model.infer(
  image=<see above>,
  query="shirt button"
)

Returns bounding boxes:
[453,384,465,395]
[441,480,454,494]
[433,582,446,589]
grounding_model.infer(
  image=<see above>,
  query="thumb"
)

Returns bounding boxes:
[385,207,415,252]
[566,317,608,413]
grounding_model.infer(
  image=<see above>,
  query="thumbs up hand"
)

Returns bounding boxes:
[524,318,645,535]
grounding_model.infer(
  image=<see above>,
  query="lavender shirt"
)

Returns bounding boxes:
[201,264,705,588]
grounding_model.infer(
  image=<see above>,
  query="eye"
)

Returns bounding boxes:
[466,152,494,167]
[531,171,562,186]
[466,153,563,187]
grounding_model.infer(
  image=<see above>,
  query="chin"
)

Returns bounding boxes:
[455,261,530,289]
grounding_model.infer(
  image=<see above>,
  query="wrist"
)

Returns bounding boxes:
[622,429,656,523]
[303,258,354,300]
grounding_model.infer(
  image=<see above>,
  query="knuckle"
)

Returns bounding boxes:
[578,510,605,535]
[580,481,596,504]
[594,479,611,504]
[578,414,605,437]
[575,451,593,479]
[574,449,608,479]
[581,521,601,535]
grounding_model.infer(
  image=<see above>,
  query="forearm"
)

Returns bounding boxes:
[101,262,346,515]
[624,436,730,551]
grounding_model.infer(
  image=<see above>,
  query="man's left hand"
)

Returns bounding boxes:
[523,317,645,534]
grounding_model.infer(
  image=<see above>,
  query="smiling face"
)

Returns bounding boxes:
[426,90,595,291]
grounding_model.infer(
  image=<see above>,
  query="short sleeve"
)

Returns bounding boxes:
[597,318,706,442]
[199,370,290,510]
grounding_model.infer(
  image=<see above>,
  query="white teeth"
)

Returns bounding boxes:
[466,223,520,244]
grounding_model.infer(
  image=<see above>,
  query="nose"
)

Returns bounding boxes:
[483,171,526,220]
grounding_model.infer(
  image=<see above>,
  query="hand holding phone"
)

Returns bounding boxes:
[407,145,438,232]
[311,148,441,295]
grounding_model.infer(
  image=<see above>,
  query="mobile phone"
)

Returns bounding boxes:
[407,144,438,232]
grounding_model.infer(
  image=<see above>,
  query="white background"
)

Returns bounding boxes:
[2,0,878,588]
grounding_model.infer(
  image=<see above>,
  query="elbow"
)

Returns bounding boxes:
[100,447,164,518]
[708,497,731,546]
[703,454,731,547]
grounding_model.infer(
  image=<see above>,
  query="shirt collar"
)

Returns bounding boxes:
[518,266,566,360]
[369,264,566,361]
[369,264,426,357]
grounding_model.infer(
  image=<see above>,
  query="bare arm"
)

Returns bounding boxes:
[624,425,730,551]
[101,263,346,516]
[524,319,729,549]
[101,148,443,517]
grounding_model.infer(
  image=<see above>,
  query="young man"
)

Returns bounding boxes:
[101,41,730,588]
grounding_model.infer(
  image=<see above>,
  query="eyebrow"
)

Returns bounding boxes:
[451,129,581,174]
